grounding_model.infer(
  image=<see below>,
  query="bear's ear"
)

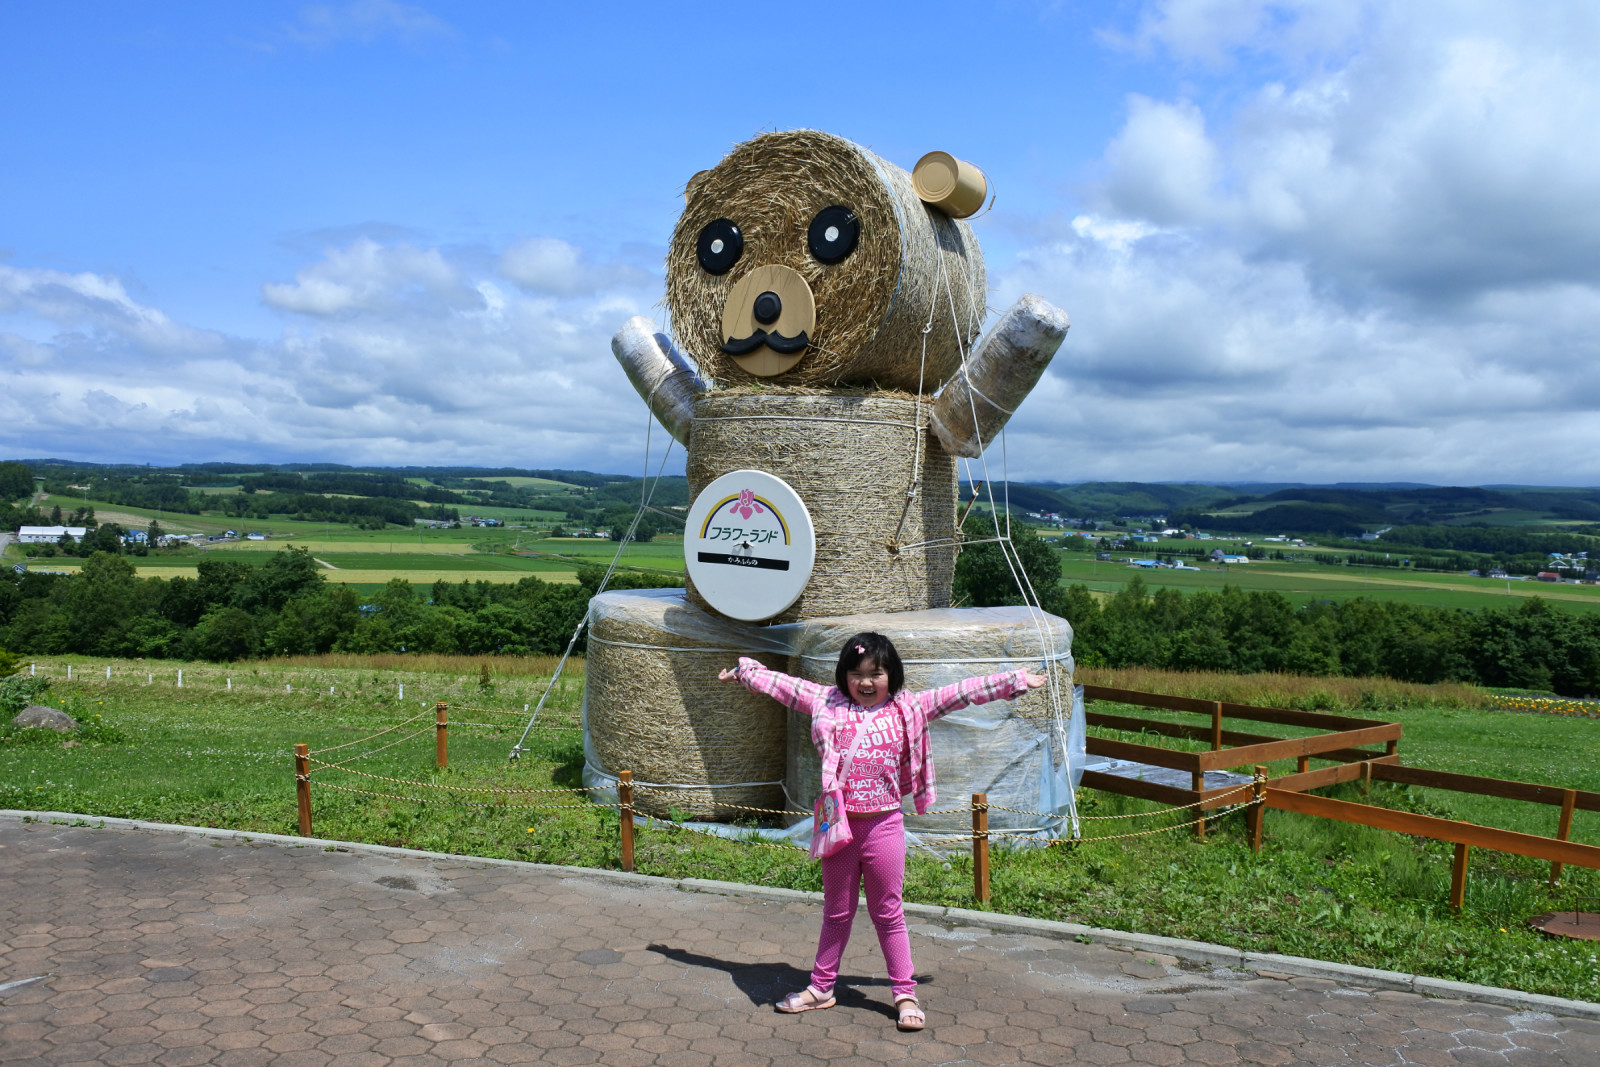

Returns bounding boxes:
[684,169,711,205]
[913,152,987,219]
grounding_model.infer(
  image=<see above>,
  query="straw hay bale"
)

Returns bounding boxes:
[667,130,986,393]
[686,387,957,622]
[931,294,1070,458]
[584,589,787,820]
[783,607,1076,837]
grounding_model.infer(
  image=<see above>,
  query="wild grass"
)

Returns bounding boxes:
[267,652,583,677]
[3,656,1597,1002]
[1078,665,1491,711]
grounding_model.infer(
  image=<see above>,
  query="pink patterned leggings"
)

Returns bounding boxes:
[810,810,916,1001]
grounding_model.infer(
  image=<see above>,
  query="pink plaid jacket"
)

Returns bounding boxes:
[733,657,1030,814]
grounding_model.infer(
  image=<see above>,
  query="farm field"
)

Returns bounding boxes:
[3,655,1596,1002]
[1057,553,1600,613]
[6,490,686,589]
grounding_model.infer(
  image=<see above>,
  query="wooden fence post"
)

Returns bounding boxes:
[619,770,636,873]
[1192,771,1207,840]
[1247,765,1267,854]
[972,792,990,904]
[1362,760,1373,797]
[294,743,312,836]
[1450,843,1470,911]
[435,702,448,769]
[1550,788,1578,889]
[1210,702,1224,750]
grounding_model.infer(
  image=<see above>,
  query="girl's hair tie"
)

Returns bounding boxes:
[855,644,865,654]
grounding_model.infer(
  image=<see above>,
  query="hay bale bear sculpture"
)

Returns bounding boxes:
[615,129,1070,620]
[592,129,1076,826]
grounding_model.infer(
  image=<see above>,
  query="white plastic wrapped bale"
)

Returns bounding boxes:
[784,606,1082,847]
[583,588,790,821]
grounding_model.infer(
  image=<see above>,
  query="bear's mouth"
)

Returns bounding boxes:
[721,328,810,356]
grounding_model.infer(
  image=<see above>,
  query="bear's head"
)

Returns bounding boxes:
[665,130,987,394]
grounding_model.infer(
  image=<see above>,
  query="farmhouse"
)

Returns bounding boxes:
[18,525,87,543]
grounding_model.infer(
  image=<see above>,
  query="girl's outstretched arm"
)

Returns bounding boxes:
[917,669,1048,722]
[721,656,831,715]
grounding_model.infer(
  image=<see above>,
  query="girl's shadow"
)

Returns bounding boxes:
[647,944,928,1019]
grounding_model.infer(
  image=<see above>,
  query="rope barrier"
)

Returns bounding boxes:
[303,762,605,795]
[311,709,433,755]
[311,723,438,769]
[308,780,616,812]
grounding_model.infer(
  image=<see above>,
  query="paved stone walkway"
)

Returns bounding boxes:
[2,818,1598,1066]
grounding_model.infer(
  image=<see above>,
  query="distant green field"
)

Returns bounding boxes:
[464,475,582,490]
[1057,553,1600,614]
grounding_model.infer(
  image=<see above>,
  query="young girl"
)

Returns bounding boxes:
[720,631,1047,1031]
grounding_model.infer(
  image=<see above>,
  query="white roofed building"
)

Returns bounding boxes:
[18,525,88,543]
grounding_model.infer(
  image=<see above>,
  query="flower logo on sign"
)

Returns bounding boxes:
[732,489,766,520]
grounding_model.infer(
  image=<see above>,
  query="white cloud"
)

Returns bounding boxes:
[0,238,671,470]
[499,237,649,296]
[991,0,1600,484]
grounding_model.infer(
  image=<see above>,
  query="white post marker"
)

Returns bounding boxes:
[106,665,111,680]
[286,684,291,693]
[683,469,815,621]
[148,674,152,684]
[399,684,404,699]
[67,664,72,680]
[177,669,183,688]
[227,678,232,691]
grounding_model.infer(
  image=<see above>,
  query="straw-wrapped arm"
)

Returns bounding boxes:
[611,316,706,446]
[930,294,1069,458]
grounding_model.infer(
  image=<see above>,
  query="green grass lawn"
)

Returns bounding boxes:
[4,655,1597,1003]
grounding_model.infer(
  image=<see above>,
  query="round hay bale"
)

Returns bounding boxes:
[583,588,788,821]
[667,129,986,393]
[686,388,957,622]
[784,607,1076,839]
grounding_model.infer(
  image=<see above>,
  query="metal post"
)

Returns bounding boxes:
[619,770,636,873]
[294,743,312,836]
[435,703,448,769]
[1248,765,1267,854]
[972,793,990,904]
[1450,843,1470,911]
[1550,788,1578,889]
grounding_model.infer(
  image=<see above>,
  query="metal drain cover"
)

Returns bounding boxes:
[1529,911,1600,940]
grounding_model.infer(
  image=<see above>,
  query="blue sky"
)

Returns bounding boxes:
[4,1,1599,484]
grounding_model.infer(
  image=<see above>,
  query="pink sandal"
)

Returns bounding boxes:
[776,985,835,1013]
[896,996,925,1031]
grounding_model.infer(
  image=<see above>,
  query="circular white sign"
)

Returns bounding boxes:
[685,469,815,621]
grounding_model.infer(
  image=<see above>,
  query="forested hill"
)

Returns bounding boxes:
[959,479,1600,529]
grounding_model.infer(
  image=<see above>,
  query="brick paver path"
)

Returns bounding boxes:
[2,819,1597,1066]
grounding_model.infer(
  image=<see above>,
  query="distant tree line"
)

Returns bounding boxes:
[0,549,681,662]
[956,520,1600,697]
[6,518,1600,697]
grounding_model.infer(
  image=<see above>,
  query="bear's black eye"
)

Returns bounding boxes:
[807,206,859,264]
[696,218,743,275]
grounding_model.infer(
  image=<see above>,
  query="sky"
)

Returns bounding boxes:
[3,0,1599,485]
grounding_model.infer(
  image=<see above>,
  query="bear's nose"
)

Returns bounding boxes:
[753,290,782,325]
